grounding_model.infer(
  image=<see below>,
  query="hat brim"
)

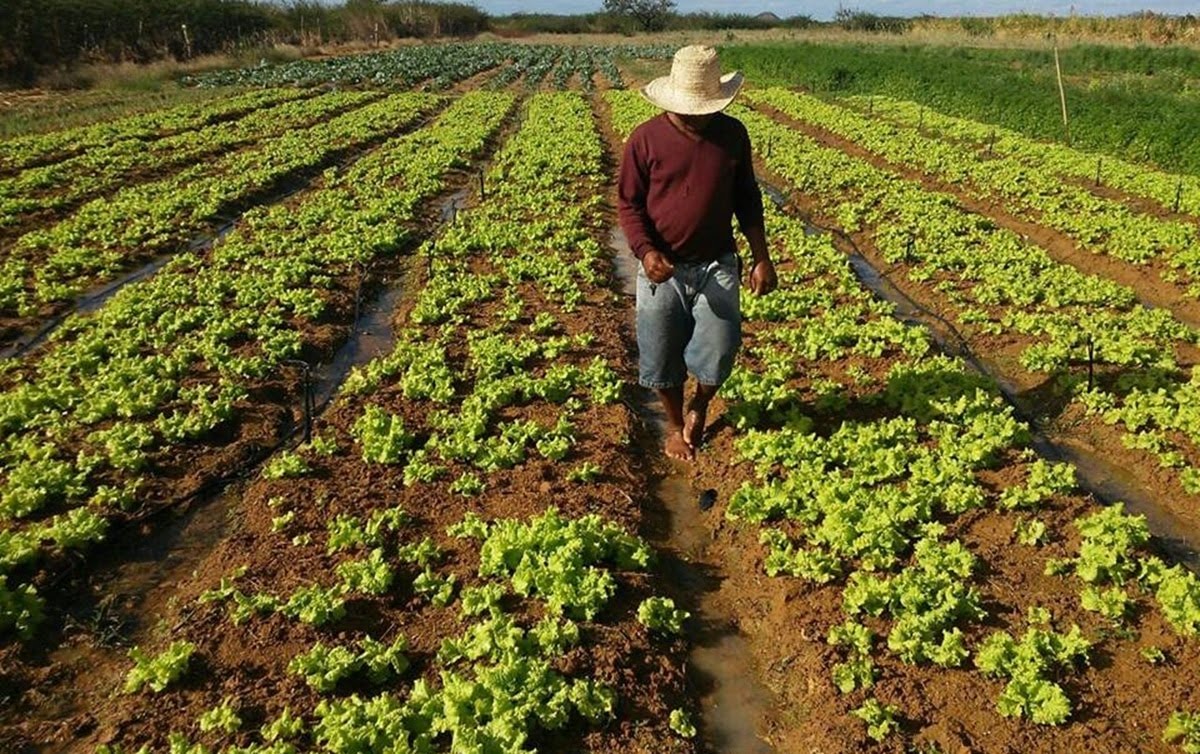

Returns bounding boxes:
[641,71,744,116]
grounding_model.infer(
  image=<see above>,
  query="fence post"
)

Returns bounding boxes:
[1053,40,1071,145]
[1087,336,1095,391]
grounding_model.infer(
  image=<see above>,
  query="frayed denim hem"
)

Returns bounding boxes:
[639,379,685,390]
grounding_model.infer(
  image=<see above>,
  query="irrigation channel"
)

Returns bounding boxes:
[10,121,1200,752]
[610,226,780,753]
[14,248,423,752]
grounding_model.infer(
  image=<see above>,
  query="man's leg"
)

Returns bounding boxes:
[683,254,742,451]
[655,385,692,461]
[636,268,693,461]
[684,383,719,451]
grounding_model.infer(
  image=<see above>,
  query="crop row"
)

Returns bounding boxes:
[603,88,1200,750]
[485,44,557,90]
[729,97,1200,520]
[0,90,377,235]
[90,92,694,754]
[0,91,516,643]
[184,43,670,90]
[853,95,1200,218]
[749,89,1200,296]
[0,93,441,325]
[0,88,306,175]
[186,43,510,89]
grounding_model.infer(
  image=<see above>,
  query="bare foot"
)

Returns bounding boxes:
[683,404,708,452]
[664,428,694,461]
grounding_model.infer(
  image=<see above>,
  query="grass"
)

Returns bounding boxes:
[720,42,1200,175]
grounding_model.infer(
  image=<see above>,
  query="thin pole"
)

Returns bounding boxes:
[1054,40,1071,145]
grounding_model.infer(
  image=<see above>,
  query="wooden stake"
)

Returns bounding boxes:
[478,171,485,199]
[1053,41,1071,145]
[1095,157,1102,187]
[1176,181,1184,213]
[987,129,996,155]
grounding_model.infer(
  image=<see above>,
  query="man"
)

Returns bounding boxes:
[618,44,777,461]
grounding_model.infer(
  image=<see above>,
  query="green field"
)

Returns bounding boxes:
[2,37,1200,754]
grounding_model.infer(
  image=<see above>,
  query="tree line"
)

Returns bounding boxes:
[0,0,825,85]
[0,1,488,83]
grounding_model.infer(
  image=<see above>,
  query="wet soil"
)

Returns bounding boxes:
[675,219,1200,754]
[0,99,700,753]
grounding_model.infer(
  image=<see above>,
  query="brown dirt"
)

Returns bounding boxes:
[447,65,503,94]
[592,92,1200,751]
[0,93,697,754]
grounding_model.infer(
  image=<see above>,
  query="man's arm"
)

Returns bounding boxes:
[733,127,776,296]
[617,132,659,262]
[617,129,674,283]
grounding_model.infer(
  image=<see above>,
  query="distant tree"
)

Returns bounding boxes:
[603,0,676,32]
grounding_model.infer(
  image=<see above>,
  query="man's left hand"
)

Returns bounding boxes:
[748,259,777,296]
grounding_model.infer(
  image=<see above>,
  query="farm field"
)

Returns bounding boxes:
[2,40,1200,754]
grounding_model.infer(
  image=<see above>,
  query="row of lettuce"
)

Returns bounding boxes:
[183,42,667,89]
[0,88,299,175]
[0,91,518,643]
[852,95,1200,221]
[97,92,695,754]
[0,88,360,233]
[749,89,1200,294]
[741,88,1200,510]
[607,88,1200,748]
[0,92,445,323]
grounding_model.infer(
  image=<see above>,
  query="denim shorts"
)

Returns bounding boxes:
[636,252,742,389]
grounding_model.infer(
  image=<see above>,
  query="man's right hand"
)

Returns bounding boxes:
[642,250,674,284]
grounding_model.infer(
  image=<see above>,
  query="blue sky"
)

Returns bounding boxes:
[478,0,1197,20]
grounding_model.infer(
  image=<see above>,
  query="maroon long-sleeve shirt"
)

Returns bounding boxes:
[618,112,765,264]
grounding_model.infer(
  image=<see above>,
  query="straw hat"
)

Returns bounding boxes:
[642,45,744,116]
